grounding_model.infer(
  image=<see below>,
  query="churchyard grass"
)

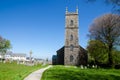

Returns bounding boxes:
[0,62,47,80]
[41,65,120,80]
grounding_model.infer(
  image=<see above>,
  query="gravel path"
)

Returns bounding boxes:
[24,65,52,80]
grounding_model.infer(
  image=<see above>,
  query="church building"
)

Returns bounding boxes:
[54,7,88,66]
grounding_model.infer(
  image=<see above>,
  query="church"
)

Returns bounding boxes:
[52,7,88,66]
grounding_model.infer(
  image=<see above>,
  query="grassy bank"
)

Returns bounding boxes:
[0,62,47,80]
[41,65,120,80]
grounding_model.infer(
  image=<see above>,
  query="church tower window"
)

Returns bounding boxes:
[70,44,74,51]
[70,20,74,26]
[70,55,74,62]
[70,34,73,41]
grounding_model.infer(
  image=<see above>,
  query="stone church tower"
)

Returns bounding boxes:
[64,7,80,65]
[55,7,88,66]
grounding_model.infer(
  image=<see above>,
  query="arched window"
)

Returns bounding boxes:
[70,34,73,41]
[70,44,74,51]
[70,20,74,26]
[70,55,74,62]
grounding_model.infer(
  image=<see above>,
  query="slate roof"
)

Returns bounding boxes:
[12,53,26,57]
[0,51,26,57]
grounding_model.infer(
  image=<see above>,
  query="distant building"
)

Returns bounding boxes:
[0,51,26,61]
[55,8,88,66]
[11,53,26,61]
[26,57,34,61]
[34,58,44,63]
[4,51,12,60]
[0,51,12,60]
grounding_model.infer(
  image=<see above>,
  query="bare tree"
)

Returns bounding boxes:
[86,0,120,13]
[88,13,120,67]
[87,0,120,5]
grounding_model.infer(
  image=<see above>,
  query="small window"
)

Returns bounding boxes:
[70,34,73,41]
[70,20,74,26]
[70,45,74,51]
[70,55,74,62]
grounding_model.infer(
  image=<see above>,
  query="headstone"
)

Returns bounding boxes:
[81,65,83,69]
[3,60,6,63]
[17,60,19,64]
[85,66,87,69]
[95,65,97,68]
[87,64,89,68]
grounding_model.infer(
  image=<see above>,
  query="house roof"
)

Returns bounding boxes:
[0,51,26,57]
[56,46,64,52]
[12,53,26,57]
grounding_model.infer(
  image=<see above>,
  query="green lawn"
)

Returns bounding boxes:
[0,62,47,80]
[41,65,120,80]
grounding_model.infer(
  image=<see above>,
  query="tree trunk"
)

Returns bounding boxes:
[108,44,113,68]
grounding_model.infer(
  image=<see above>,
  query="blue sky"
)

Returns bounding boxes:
[0,0,112,60]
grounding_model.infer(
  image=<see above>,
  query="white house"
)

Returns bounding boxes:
[0,51,26,61]
[4,51,12,60]
[11,53,26,61]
